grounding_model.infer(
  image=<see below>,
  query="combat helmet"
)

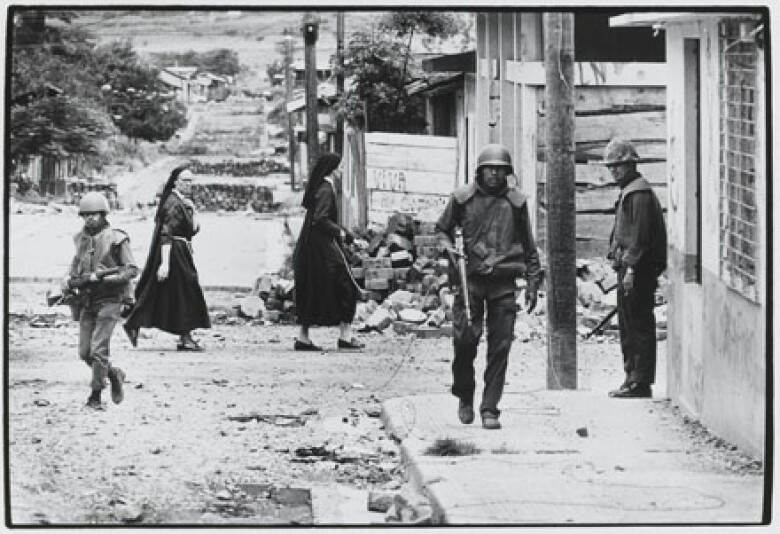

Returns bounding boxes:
[78,192,110,214]
[476,144,513,174]
[601,138,639,167]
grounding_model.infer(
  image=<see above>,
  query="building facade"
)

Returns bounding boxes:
[613,11,768,458]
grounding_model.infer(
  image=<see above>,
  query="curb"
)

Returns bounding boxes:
[380,400,447,525]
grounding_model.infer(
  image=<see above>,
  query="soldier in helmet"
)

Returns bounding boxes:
[63,192,138,410]
[436,144,541,429]
[601,138,667,398]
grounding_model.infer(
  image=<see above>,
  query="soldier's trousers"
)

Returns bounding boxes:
[451,276,517,417]
[617,270,657,386]
[79,300,122,392]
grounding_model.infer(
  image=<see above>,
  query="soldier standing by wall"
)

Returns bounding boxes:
[63,192,138,410]
[602,138,667,399]
[436,144,541,430]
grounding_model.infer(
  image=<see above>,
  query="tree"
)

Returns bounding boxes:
[10,10,108,165]
[94,41,187,142]
[335,11,460,133]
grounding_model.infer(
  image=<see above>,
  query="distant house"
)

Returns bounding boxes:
[158,67,233,104]
[292,57,333,86]
[193,73,230,102]
[611,11,768,459]
[157,66,197,104]
[285,83,338,175]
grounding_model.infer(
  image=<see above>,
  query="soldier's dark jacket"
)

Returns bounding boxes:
[69,222,138,304]
[435,181,541,284]
[608,172,667,276]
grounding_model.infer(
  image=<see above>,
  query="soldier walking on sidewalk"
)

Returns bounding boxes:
[62,192,138,410]
[436,144,541,429]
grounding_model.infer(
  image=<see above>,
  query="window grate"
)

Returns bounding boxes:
[719,20,759,301]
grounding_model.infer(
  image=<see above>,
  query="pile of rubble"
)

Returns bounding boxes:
[188,159,289,177]
[188,183,278,212]
[224,211,668,342]
[574,258,669,341]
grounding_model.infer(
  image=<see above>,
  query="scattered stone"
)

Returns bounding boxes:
[364,406,382,418]
[237,295,266,318]
[32,399,50,407]
[368,491,395,513]
[116,504,145,523]
[366,308,393,331]
[576,427,589,437]
[397,309,426,324]
[215,489,233,501]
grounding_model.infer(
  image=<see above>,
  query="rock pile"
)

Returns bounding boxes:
[188,183,277,212]
[189,159,289,177]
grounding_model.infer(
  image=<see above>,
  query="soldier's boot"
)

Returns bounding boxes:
[86,389,104,410]
[108,366,126,405]
[87,359,109,409]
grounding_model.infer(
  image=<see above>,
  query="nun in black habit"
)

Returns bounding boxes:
[293,152,363,351]
[123,165,210,351]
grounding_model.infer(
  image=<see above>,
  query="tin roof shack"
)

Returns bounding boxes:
[158,66,197,105]
[612,11,768,459]
[408,51,477,185]
[473,11,666,257]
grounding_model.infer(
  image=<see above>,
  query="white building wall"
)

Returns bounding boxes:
[664,19,766,458]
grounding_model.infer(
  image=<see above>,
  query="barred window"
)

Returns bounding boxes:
[719,20,759,301]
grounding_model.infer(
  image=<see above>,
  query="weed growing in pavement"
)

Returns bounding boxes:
[424,438,481,456]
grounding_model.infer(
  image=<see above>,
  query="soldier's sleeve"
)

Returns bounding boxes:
[101,232,139,286]
[435,196,458,251]
[619,192,655,269]
[311,186,342,237]
[517,202,541,285]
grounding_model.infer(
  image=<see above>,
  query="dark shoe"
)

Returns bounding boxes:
[86,390,104,410]
[123,325,139,347]
[609,382,652,398]
[177,339,204,352]
[608,381,631,397]
[482,414,501,430]
[108,367,125,405]
[458,400,474,424]
[294,338,322,351]
[337,337,365,351]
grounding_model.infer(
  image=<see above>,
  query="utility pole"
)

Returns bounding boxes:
[284,29,295,191]
[303,14,320,174]
[543,12,577,390]
[335,11,345,156]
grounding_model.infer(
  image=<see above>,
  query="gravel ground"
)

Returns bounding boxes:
[7,301,762,525]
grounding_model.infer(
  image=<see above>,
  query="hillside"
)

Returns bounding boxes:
[72,9,474,89]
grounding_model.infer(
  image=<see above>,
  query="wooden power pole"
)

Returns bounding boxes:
[284,30,295,191]
[303,15,320,174]
[335,12,345,156]
[543,12,577,390]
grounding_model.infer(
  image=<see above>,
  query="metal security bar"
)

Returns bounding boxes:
[719,20,759,301]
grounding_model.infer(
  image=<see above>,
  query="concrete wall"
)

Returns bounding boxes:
[664,19,766,458]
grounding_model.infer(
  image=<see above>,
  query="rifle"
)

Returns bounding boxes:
[584,276,663,339]
[47,267,122,316]
[68,266,121,290]
[453,227,471,326]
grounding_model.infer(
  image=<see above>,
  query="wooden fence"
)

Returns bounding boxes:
[341,131,461,230]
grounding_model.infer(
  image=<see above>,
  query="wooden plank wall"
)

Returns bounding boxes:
[364,132,458,225]
[536,85,667,258]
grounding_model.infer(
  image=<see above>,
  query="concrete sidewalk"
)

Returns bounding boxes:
[381,390,765,525]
